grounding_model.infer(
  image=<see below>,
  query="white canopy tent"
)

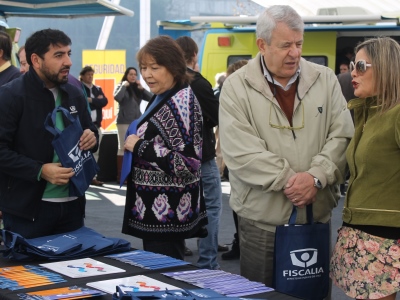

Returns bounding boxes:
[250,0,400,17]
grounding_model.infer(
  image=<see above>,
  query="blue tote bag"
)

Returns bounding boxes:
[273,205,330,300]
[44,106,99,197]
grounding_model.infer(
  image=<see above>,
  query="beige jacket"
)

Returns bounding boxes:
[219,53,354,232]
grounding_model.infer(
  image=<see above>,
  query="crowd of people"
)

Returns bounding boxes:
[0,4,399,299]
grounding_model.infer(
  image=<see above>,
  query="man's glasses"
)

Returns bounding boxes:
[269,101,304,131]
[350,60,372,74]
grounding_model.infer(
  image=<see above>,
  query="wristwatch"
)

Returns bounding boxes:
[313,177,322,189]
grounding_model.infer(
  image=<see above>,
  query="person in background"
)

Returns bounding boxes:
[220,59,248,261]
[0,31,21,231]
[0,31,20,85]
[219,5,354,286]
[213,72,226,180]
[337,62,356,196]
[330,37,400,300]
[17,45,29,74]
[114,67,152,183]
[338,61,349,74]
[0,28,98,239]
[80,66,108,186]
[121,35,207,260]
[176,36,223,269]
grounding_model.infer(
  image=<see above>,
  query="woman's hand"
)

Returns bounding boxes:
[136,80,144,90]
[124,134,141,152]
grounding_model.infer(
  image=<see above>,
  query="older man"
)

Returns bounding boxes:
[219,5,354,286]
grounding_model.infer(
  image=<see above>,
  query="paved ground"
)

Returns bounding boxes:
[85,181,399,300]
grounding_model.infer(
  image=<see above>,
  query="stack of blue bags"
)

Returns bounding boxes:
[0,226,131,261]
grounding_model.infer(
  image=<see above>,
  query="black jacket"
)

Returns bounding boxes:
[82,83,108,127]
[0,68,98,221]
[188,68,219,162]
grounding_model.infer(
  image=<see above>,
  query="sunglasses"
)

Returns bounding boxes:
[350,60,372,74]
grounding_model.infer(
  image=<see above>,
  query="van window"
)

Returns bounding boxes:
[302,56,327,66]
[228,55,252,68]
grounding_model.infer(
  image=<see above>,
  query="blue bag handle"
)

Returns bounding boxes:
[288,204,314,225]
[44,106,76,137]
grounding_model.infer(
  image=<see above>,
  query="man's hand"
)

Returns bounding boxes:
[79,129,97,150]
[124,134,141,152]
[41,163,74,185]
[284,172,318,208]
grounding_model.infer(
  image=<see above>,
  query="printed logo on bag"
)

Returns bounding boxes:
[68,141,82,162]
[68,141,93,175]
[70,106,77,114]
[290,248,317,267]
[283,248,324,279]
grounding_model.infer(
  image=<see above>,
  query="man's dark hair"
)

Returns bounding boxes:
[25,29,71,66]
[0,31,12,61]
[175,36,198,65]
[80,65,95,76]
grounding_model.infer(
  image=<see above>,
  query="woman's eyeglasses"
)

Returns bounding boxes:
[350,60,372,74]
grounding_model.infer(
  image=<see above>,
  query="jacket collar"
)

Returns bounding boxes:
[0,61,11,72]
[348,96,378,111]
[26,67,69,94]
[245,52,321,102]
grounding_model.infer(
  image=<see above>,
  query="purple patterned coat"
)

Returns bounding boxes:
[122,84,208,241]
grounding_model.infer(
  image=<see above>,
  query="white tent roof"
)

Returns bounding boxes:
[251,0,400,17]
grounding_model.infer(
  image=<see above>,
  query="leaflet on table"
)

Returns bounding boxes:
[0,265,66,291]
[40,258,125,278]
[162,269,274,297]
[105,250,190,270]
[86,274,182,294]
[17,286,106,300]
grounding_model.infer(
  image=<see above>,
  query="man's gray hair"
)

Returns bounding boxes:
[256,5,304,45]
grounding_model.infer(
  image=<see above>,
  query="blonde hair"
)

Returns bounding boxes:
[356,37,400,113]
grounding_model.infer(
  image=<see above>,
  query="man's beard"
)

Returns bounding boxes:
[40,64,69,85]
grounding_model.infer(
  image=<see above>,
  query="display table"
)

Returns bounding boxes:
[0,254,300,300]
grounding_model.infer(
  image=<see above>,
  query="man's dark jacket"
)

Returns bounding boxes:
[188,68,219,162]
[82,83,108,127]
[0,64,21,86]
[0,68,98,221]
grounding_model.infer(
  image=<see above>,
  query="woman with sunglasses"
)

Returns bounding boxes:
[330,37,400,300]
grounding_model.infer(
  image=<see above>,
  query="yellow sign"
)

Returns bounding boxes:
[82,50,126,132]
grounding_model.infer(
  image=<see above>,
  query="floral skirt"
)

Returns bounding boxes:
[330,226,400,299]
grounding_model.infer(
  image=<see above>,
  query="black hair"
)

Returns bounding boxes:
[120,67,141,98]
[25,28,71,66]
[0,31,12,61]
